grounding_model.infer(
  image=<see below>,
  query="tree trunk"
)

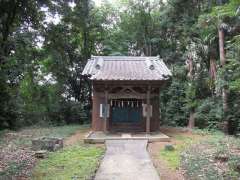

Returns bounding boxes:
[186,56,195,129]
[209,56,217,81]
[187,56,194,78]
[219,28,226,67]
[188,111,195,129]
[222,88,228,113]
[219,27,229,132]
[209,54,217,95]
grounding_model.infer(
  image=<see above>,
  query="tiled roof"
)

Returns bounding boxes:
[82,56,172,81]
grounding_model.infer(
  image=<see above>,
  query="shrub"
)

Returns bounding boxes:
[195,97,223,129]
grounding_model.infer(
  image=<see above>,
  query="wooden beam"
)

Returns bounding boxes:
[93,80,165,87]
[146,86,151,133]
[108,93,145,99]
[92,83,165,93]
[96,93,159,99]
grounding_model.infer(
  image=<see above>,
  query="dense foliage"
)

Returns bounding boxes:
[0,0,239,133]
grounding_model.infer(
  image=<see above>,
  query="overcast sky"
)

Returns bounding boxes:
[93,0,103,6]
[93,0,166,6]
[44,0,165,26]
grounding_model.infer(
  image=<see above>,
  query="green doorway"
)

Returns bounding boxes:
[110,99,143,131]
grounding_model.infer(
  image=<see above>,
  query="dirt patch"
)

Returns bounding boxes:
[159,126,205,147]
[160,126,193,137]
[64,128,90,146]
[64,129,104,149]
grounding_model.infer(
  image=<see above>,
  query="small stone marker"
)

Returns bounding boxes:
[164,144,175,151]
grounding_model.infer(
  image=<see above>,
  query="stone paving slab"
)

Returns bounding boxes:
[95,140,160,180]
[84,131,170,143]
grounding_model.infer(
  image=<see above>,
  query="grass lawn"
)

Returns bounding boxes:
[0,124,104,180]
[32,144,104,180]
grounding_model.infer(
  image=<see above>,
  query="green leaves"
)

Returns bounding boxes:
[211,0,240,19]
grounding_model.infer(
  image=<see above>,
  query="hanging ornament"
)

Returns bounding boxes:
[128,101,130,106]
[131,101,134,107]
[110,100,113,107]
[122,100,124,107]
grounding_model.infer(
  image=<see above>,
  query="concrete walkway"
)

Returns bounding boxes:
[95,140,160,180]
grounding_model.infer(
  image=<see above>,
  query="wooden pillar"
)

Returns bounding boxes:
[104,89,108,132]
[146,86,151,133]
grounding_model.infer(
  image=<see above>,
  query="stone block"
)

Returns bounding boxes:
[32,137,63,152]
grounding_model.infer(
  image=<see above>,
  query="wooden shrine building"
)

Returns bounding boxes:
[82,56,172,133]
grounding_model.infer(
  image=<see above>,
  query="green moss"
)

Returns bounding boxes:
[32,144,104,180]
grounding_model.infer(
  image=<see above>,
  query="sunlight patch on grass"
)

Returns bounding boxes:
[32,144,104,180]
[160,149,181,169]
